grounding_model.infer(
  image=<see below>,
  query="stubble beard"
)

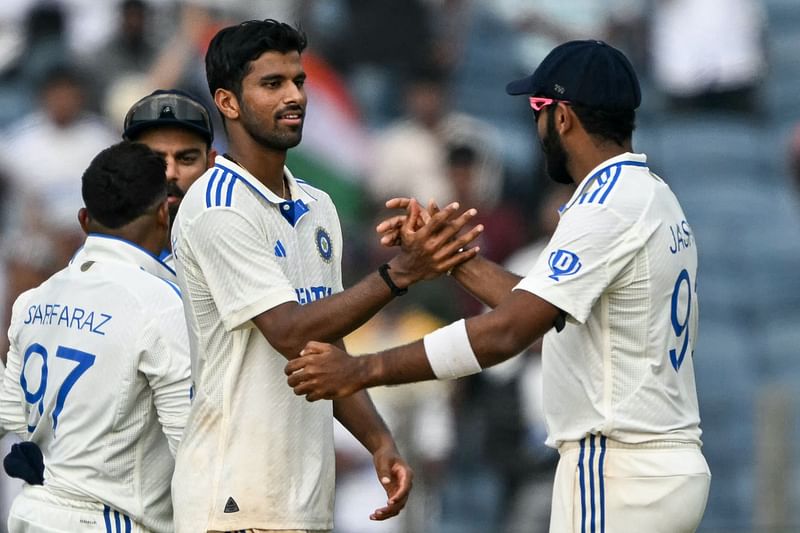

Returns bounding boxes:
[240,100,303,151]
[542,110,573,185]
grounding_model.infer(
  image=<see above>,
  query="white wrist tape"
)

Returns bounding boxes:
[423,319,482,380]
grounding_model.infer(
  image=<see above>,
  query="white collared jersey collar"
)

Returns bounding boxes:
[209,156,318,227]
[75,234,177,283]
[559,152,649,216]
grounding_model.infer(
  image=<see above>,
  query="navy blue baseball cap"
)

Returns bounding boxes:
[506,40,641,110]
[123,89,214,145]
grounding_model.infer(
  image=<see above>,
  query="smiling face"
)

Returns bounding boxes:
[237,50,307,151]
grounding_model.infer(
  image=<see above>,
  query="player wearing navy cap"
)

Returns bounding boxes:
[70,90,217,270]
[287,40,711,533]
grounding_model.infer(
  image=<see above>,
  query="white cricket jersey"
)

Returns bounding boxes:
[0,235,192,533]
[170,156,342,532]
[515,153,702,448]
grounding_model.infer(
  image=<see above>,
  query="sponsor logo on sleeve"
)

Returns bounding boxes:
[548,249,582,281]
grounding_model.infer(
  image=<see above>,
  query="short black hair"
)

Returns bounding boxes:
[82,141,166,229]
[571,104,636,147]
[205,19,307,100]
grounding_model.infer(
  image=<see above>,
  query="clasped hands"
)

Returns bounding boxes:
[284,197,480,400]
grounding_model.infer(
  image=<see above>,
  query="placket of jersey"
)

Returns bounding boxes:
[275,200,312,298]
[578,434,607,533]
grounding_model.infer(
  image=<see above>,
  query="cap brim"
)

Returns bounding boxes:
[505,77,535,95]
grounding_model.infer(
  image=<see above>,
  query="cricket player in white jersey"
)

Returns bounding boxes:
[0,142,191,532]
[170,19,482,533]
[70,89,216,270]
[121,89,217,229]
[287,40,712,533]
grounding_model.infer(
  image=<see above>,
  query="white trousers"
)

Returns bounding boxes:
[550,435,711,533]
[8,486,148,533]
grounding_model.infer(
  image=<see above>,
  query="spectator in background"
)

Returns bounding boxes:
[488,0,645,72]
[93,0,158,96]
[443,143,527,318]
[0,3,71,127]
[446,144,525,266]
[649,0,766,114]
[313,0,436,128]
[103,3,226,144]
[367,65,503,213]
[1,65,116,248]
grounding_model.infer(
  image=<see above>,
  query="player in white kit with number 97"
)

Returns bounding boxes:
[0,142,191,533]
[286,40,712,533]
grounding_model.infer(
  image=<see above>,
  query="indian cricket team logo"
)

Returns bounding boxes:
[315,227,333,262]
[548,249,581,281]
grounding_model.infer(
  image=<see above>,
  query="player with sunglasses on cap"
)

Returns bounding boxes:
[123,89,217,225]
[71,89,216,269]
[286,40,711,533]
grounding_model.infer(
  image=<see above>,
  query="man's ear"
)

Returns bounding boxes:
[215,88,239,121]
[206,147,218,169]
[77,207,90,234]
[555,102,573,135]
[157,199,170,228]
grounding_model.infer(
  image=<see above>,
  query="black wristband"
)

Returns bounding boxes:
[378,263,408,296]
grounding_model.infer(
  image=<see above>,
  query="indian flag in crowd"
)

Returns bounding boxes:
[288,51,372,227]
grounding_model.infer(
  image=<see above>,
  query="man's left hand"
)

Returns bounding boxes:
[369,445,414,521]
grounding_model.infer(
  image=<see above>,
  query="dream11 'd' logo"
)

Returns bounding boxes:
[548,249,582,281]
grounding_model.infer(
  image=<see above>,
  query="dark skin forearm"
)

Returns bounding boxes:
[254,271,396,360]
[333,389,395,453]
[287,290,562,400]
[375,198,520,308]
[364,292,558,387]
[331,342,395,453]
[254,201,482,360]
[330,342,413,521]
[450,255,523,309]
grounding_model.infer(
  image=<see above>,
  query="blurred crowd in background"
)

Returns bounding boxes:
[0,0,799,532]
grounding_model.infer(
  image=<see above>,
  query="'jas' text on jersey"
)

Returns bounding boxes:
[669,220,692,254]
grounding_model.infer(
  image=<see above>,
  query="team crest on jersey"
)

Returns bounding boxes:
[315,227,333,262]
[548,249,581,281]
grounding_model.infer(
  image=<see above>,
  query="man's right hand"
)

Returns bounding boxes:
[384,199,483,288]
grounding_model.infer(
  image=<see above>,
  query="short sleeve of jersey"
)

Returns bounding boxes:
[185,208,297,331]
[0,290,35,437]
[514,205,651,324]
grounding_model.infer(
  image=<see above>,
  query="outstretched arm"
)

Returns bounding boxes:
[377,197,520,308]
[450,256,523,309]
[286,289,561,400]
[255,201,482,360]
